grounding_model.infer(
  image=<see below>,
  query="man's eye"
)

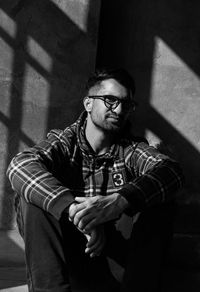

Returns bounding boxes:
[105,96,118,104]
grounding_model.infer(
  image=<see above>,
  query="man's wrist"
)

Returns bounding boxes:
[62,201,76,215]
[114,193,130,214]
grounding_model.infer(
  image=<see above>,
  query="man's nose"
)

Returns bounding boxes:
[112,102,122,114]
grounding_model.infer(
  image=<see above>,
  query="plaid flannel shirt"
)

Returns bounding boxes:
[7,111,184,220]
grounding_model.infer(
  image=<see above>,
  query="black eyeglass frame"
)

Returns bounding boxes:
[88,95,137,112]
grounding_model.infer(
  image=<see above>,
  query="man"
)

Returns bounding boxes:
[7,68,184,292]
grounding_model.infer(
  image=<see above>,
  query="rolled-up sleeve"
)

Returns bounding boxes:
[7,131,75,220]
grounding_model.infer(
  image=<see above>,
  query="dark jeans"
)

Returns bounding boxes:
[17,197,176,292]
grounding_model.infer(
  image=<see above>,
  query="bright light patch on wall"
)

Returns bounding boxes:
[20,64,50,144]
[145,129,161,147]
[0,9,16,38]
[153,37,186,67]
[150,103,200,152]
[27,37,52,72]
[151,37,200,152]
[50,0,89,31]
[8,230,25,250]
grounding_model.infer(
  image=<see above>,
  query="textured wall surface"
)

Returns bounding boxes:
[97,0,200,271]
[0,0,100,228]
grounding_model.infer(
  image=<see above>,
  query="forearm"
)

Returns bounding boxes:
[119,159,184,214]
[7,152,75,220]
[112,192,130,215]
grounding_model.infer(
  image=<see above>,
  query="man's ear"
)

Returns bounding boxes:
[83,96,93,112]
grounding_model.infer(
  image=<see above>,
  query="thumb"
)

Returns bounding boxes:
[84,233,91,242]
[75,196,87,203]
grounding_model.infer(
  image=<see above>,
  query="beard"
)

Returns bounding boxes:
[90,111,126,133]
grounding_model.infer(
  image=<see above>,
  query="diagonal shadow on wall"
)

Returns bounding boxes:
[96,1,200,275]
[97,0,200,193]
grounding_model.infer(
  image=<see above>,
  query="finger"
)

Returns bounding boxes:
[90,252,100,258]
[85,238,100,254]
[75,197,88,203]
[86,231,98,248]
[85,228,106,257]
[91,244,104,256]
[77,213,95,231]
[88,248,101,258]
[84,233,91,242]
[68,202,87,220]
[72,208,90,226]
[84,217,99,232]
[86,239,104,256]
[86,240,101,253]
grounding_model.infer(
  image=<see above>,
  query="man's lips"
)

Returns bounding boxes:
[107,115,123,123]
[107,114,122,119]
[108,116,119,119]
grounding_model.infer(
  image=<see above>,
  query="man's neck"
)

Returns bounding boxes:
[85,120,114,155]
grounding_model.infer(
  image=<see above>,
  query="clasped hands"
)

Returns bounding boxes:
[68,193,128,258]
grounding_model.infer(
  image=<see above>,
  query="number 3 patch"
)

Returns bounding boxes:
[112,172,124,187]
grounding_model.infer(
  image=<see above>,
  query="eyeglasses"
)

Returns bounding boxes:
[88,95,136,112]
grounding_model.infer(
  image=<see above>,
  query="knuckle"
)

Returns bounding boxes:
[70,206,77,217]
[73,218,79,226]
[78,218,86,229]
[74,214,81,225]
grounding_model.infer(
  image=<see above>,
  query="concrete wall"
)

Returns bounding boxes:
[1,0,200,272]
[97,0,200,270]
[0,0,100,228]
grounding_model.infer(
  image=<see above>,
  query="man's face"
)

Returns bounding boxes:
[87,78,131,133]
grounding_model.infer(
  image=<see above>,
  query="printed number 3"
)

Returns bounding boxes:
[113,173,124,186]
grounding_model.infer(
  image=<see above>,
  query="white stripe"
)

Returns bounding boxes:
[10,165,56,202]
[24,172,50,201]
[8,157,37,180]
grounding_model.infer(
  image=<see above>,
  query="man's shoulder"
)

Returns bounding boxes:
[116,136,148,161]
[47,122,78,148]
[45,112,86,154]
[119,135,148,148]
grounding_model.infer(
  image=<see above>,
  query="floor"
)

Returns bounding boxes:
[0,229,200,292]
[0,230,27,292]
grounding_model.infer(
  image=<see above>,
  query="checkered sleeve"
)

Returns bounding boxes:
[6,130,75,220]
[118,142,184,213]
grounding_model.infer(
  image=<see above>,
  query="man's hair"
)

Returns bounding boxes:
[85,68,136,98]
